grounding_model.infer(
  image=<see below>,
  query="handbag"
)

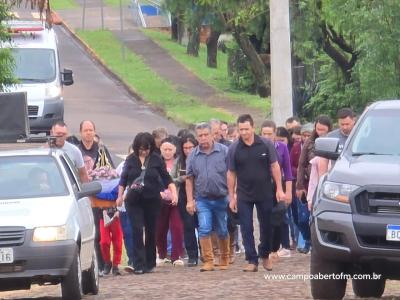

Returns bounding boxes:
[271,201,287,227]
[298,193,310,226]
[126,157,149,201]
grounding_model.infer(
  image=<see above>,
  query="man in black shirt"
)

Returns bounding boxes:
[227,114,285,272]
[78,121,114,173]
[78,120,115,275]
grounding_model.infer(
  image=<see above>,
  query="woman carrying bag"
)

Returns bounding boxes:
[116,132,178,275]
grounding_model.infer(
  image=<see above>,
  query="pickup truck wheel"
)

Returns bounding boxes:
[61,251,83,300]
[310,249,347,299]
[82,250,100,295]
[352,275,385,298]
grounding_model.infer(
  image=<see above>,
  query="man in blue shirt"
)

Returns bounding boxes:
[186,122,230,272]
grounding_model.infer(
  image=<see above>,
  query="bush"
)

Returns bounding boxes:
[226,42,257,93]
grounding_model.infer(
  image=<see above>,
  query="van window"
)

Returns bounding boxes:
[0,155,68,199]
[11,48,56,83]
[351,109,400,155]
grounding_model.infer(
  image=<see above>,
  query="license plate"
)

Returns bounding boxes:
[0,248,14,264]
[386,225,400,241]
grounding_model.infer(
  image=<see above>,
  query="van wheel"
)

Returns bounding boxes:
[352,274,385,298]
[310,249,347,299]
[82,250,100,295]
[61,250,83,300]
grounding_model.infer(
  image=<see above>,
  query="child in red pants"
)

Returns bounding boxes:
[100,208,123,275]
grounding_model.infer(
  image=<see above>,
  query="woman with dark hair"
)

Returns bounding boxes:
[276,126,293,151]
[296,115,333,198]
[116,132,178,274]
[295,115,332,254]
[175,134,199,266]
[260,120,294,267]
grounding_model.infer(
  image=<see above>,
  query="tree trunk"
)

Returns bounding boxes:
[187,24,201,56]
[233,27,270,97]
[171,15,178,42]
[186,3,205,57]
[177,13,185,44]
[206,29,220,68]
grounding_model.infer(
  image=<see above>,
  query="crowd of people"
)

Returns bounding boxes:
[48,108,356,276]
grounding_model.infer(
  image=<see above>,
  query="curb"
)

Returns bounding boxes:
[55,11,178,124]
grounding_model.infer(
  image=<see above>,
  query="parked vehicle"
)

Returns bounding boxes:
[0,146,101,300]
[2,20,73,134]
[310,100,400,299]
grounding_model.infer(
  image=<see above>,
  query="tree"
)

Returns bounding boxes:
[163,0,186,44]
[0,0,51,89]
[0,2,14,90]
[186,1,206,57]
[206,25,220,68]
[292,0,400,118]
[200,0,270,97]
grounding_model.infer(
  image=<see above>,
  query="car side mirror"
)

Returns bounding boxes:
[61,68,74,86]
[78,181,101,198]
[315,137,340,160]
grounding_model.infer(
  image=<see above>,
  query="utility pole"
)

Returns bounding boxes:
[270,0,293,125]
[81,0,86,30]
[119,0,126,60]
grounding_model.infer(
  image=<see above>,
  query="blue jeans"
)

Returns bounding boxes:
[238,199,272,265]
[196,196,228,239]
[119,211,134,265]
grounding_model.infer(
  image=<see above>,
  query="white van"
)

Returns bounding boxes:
[3,20,73,134]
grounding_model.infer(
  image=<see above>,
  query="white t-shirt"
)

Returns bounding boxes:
[62,141,85,169]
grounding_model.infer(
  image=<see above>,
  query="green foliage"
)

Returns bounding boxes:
[103,0,130,7]
[0,2,16,90]
[77,30,235,124]
[142,29,268,111]
[50,0,78,10]
[292,0,400,118]
[226,41,256,93]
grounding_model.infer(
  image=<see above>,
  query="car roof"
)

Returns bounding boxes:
[0,146,64,158]
[2,20,57,49]
[369,100,400,110]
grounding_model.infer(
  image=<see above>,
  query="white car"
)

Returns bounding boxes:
[0,147,101,299]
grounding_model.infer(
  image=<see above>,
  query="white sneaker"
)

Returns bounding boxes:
[277,248,291,258]
[163,258,172,264]
[172,259,184,266]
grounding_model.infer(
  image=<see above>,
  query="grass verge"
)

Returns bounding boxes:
[77,30,235,124]
[103,0,131,7]
[51,0,78,10]
[142,29,270,112]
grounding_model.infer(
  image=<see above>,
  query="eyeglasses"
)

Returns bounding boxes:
[183,145,194,150]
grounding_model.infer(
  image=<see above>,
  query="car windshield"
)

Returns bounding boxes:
[0,155,68,199]
[350,109,400,156]
[11,48,56,83]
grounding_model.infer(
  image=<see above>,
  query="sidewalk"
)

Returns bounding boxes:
[56,0,268,125]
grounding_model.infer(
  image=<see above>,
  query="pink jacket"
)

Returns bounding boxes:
[307,156,320,203]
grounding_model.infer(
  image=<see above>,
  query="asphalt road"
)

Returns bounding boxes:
[55,25,178,160]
